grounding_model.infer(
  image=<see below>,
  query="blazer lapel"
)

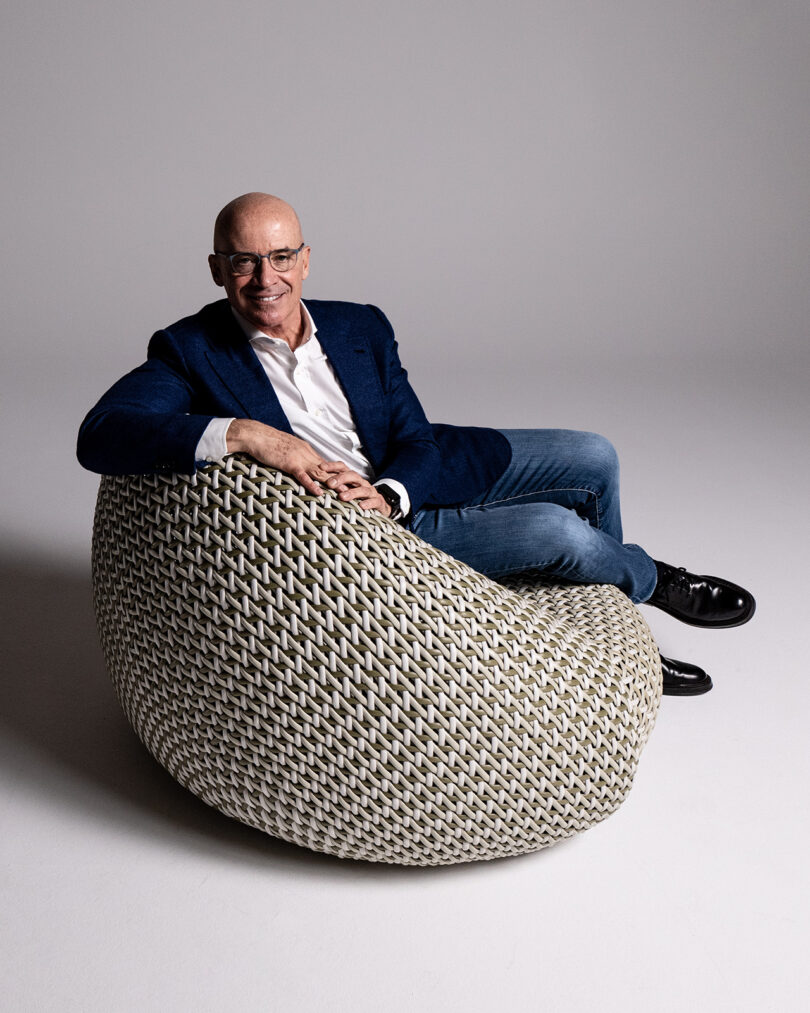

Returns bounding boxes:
[311,306,387,465]
[202,304,294,433]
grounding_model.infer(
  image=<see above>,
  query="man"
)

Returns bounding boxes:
[78,192,755,696]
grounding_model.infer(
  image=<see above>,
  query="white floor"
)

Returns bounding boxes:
[2,351,808,1013]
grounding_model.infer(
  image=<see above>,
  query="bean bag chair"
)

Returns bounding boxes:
[92,456,661,865]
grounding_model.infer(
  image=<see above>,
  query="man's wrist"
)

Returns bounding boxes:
[225,418,251,454]
[374,478,410,519]
[374,483,404,521]
[226,418,273,456]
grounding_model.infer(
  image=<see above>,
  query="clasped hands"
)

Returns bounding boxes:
[226,418,392,517]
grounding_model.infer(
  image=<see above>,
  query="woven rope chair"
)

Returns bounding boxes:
[92,456,661,865]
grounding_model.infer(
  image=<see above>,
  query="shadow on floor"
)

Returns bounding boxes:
[0,553,545,878]
[0,554,342,866]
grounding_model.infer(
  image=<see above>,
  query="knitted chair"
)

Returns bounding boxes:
[92,456,661,865]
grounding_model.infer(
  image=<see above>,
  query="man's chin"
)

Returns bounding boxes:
[241,298,295,335]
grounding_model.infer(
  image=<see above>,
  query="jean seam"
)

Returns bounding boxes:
[456,486,602,528]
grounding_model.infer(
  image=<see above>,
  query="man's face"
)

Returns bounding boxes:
[208,205,310,337]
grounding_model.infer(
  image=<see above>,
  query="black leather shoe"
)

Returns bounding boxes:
[660,654,713,696]
[648,561,756,628]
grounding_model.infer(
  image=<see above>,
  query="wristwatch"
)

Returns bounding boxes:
[375,483,403,522]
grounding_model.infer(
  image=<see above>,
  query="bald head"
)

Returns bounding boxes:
[208,192,311,346]
[213,192,303,250]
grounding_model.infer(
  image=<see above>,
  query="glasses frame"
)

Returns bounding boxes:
[214,243,306,275]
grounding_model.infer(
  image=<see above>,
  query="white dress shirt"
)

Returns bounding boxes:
[195,302,410,514]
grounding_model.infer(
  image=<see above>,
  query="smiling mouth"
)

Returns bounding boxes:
[252,293,284,303]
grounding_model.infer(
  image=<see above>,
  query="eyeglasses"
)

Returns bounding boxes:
[214,243,306,276]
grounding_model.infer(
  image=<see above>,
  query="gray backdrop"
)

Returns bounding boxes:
[2,0,808,557]
[2,3,808,1011]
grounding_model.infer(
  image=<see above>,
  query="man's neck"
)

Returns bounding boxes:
[285,305,310,350]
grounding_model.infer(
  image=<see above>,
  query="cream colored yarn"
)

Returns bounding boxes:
[92,456,661,865]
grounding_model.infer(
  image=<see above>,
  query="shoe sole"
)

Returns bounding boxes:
[662,677,713,697]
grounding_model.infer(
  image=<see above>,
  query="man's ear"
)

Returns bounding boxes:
[301,246,311,281]
[208,254,224,287]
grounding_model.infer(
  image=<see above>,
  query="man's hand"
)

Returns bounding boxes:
[226,419,345,496]
[324,467,392,517]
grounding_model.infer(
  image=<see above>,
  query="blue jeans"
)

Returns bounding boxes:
[412,429,658,603]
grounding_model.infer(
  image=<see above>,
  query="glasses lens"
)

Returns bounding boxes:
[269,251,297,272]
[230,253,260,275]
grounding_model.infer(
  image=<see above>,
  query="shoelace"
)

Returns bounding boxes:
[656,566,698,601]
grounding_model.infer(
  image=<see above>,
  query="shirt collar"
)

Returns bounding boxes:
[231,300,317,348]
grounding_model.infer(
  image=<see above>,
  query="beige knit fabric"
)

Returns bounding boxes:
[92,456,661,865]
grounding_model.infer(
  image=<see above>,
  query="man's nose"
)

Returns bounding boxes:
[256,256,278,284]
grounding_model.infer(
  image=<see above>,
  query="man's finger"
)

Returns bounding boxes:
[294,469,324,496]
[326,469,363,490]
[338,486,379,506]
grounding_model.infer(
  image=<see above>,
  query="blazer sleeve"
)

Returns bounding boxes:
[76,329,217,476]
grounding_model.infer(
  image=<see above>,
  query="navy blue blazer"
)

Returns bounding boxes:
[77,299,511,511]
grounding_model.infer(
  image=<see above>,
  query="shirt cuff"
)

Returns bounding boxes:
[374,478,411,518]
[195,417,236,464]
